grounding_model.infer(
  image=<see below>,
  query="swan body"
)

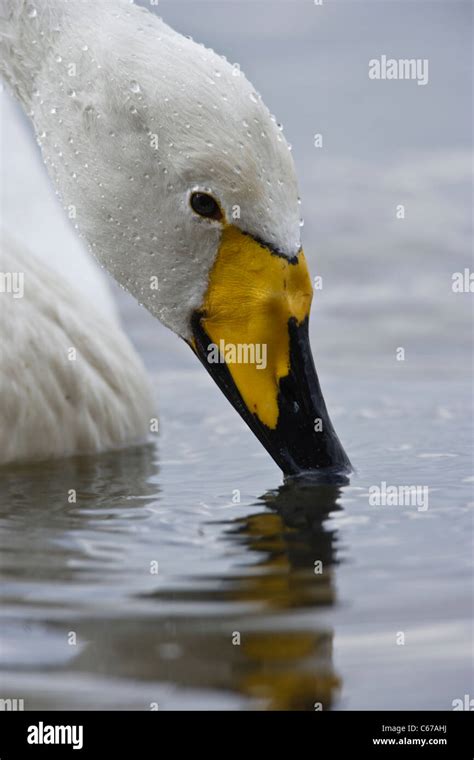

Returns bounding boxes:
[0,235,153,464]
[0,0,351,475]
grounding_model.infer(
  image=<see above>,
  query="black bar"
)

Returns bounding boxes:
[0,710,472,757]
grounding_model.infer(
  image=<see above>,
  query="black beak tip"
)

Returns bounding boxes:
[282,460,352,486]
[190,311,352,482]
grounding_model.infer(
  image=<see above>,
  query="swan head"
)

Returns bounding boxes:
[22,0,350,477]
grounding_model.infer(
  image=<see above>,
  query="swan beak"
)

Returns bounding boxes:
[190,225,351,478]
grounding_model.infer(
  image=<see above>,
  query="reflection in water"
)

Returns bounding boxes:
[0,445,161,584]
[71,481,344,710]
[0,447,344,710]
[0,444,160,512]
[234,482,342,710]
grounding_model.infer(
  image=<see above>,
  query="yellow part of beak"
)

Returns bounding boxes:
[199,225,313,429]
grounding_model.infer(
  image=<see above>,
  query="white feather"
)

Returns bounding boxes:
[0,235,154,465]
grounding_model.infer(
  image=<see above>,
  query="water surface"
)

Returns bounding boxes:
[1,362,472,709]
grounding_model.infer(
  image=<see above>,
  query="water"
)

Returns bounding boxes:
[1,0,472,710]
[0,357,472,709]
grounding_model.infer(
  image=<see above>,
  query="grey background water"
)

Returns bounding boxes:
[0,0,472,709]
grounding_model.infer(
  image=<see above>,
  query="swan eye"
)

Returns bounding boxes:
[190,192,222,220]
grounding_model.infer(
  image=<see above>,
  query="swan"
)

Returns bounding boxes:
[0,0,351,477]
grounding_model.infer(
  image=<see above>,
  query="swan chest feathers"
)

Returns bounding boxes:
[0,238,154,465]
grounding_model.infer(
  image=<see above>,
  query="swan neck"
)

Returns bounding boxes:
[0,0,70,108]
